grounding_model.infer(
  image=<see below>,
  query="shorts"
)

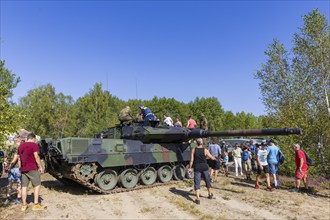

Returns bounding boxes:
[257,165,270,174]
[295,168,308,179]
[268,162,278,175]
[8,168,21,183]
[223,164,228,168]
[210,157,220,170]
[243,160,251,171]
[194,170,211,190]
[21,170,41,187]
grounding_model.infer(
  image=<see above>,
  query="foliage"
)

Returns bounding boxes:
[256,9,330,176]
[0,60,21,147]
[73,83,123,137]
[18,84,74,138]
[188,97,225,130]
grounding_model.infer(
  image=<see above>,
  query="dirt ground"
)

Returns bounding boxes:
[0,171,329,220]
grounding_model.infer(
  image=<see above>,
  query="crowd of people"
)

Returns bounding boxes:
[189,137,311,204]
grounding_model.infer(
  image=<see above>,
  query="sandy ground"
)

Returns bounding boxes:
[1,171,330,220]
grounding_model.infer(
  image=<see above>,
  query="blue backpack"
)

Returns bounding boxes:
[277,150,285,165]
[242,150,249,161]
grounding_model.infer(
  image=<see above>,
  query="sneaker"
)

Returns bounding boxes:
[195,199,200,205]
[15,199,22,205]
[255,184,260,189]
[4,198,12,205]
[32,203,45,211]
[289,188,299,192]
[21,205,28,211]
[240,173,243,176]
[267,186,275,191]
[208,193,214,199]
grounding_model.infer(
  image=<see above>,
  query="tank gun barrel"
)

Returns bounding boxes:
[189,127,302,139]
[119,126,302,143]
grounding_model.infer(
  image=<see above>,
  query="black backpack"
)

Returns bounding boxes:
[277,150,285,165]
[303,150,314,166]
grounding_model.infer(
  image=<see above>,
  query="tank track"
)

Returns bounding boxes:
[48,165,184,194]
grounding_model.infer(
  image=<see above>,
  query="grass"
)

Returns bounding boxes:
[49,187,63,193]
[140,207,152,213]
[164,194,224,220]
[238,189,246,193]
[113,209,123,216]
[292,199,302,206]
[259,198,280,206]
[281,180,294,188]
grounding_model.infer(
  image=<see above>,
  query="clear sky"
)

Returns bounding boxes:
[1,1,329,116]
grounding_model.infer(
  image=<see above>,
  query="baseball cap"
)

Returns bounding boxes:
[266,139,274,145]
[138,104,144,108]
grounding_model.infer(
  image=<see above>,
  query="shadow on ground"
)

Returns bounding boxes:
[168,187,195,202]
[42,179,99,195]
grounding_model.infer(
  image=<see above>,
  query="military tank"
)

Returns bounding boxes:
[44,122,301,194]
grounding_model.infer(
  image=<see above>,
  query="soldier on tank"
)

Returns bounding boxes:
[118,106,134,125]
[199,113,208,131]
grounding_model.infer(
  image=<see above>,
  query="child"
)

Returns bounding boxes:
[222,151,229,177]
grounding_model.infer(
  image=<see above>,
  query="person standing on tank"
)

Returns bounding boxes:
[188,138,216,205]
[186,116,197,129]
[199,113,208,131]
[138,104,156,125]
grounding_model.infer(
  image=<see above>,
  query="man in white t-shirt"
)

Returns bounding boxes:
[163,114,173,126]
[255,143,274,191]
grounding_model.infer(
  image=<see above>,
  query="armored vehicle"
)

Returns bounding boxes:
[44,123,301,194]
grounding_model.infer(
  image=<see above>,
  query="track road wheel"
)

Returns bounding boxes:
[96,170,118,191]
[157,165,173,183]
[119,169,139,189]
[140,167,157,185]
[173,164,185,180]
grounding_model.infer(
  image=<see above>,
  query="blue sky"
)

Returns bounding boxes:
[1,1,329,116]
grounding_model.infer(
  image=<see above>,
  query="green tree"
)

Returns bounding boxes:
[188,97,225,130]
[19,84,57,137]
[0,60,21,146]
[74,83,123,137]
[256,9,330,175]
[53,93,75,138]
